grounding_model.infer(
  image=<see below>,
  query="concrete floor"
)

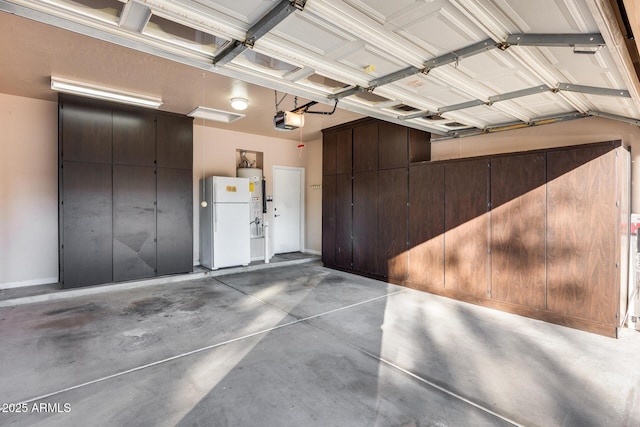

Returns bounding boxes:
[0,261,639,426]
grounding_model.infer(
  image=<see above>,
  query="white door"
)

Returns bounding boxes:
[273,166,304,254]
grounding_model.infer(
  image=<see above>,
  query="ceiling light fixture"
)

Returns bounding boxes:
[230,97,248,111]
[187,106,245,123]
[50,76,163,109]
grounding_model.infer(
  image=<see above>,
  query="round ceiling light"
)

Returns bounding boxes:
[230,97,248,111]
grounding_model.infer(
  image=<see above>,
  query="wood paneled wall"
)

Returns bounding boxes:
[59,94,193,288]
[322,118,629,337]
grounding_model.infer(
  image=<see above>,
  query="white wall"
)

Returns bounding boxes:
[192,124,308,265]
[0,94,58,287]
[431,116,640,212]
[304,138,323,254]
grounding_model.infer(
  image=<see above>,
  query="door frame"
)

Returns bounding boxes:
[272,165,305,254]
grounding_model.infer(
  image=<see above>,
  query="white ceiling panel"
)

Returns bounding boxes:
[342,0,419,25]
[336,45,406,77]
[508,92,575,117]
[271,13,353,56]
[398,5,484,54]
[455,50,540,93]
[449,104,520,126]
[190,0,277,25]
[3,0,640,137]
[488,0,596,33]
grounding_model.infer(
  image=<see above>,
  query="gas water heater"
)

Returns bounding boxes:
[237,167,265,238]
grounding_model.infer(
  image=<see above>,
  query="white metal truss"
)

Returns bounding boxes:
[2,0,640,135]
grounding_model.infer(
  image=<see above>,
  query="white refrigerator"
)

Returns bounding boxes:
[200,176,251,270]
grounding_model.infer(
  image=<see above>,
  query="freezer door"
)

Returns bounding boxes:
[213,177,250,203]
[212,203,251,269]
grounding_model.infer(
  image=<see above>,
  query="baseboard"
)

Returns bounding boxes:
[303,249,321,255]
[0,277,59,290]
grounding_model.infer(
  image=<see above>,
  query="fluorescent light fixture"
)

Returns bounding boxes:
[187,106,245,123]
[51,76,163,109]
[230,97,248,111]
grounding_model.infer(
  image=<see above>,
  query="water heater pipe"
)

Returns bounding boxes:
[264,221,269,264]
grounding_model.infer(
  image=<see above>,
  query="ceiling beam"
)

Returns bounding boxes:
[438,99,486,113]
[588,110,640,125]
[557,83,631,97]
[213,0,305,66]
[504,33,606,47]
[424,39,496,72]
[328,86,367,100]
[488,85,550,103]
[432,112,586,141]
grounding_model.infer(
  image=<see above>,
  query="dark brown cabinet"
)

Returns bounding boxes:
[113,165,156,282]
[322,131,337,176]
[322,118,428,278]
[490,153,546,309]
[378,122,407,170]
[353,121,378,173]
[546,145,621,325]
[336,128,352,175]
[407,163,444,290]
[323,118,629,337]
[157,113,193,170]
[61,161,113,287]
[321,175,337,266]
[59,94,193,288]
[335,174,352,270]
[353,171,379,275]
[378,168,408,282]
[157,168,193,276]
[60,101,112,164]
[113,109,156,166]
[444,159,490,298]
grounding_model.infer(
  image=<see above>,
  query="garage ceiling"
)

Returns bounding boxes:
[2,0,640,139]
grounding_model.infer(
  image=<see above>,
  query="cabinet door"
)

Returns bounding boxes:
[322,131,337,176]
[157,168,193,275]
[113,165,157,282]
[444,159,489,297]
[408,129,431,163]
[322,174,337,266]
[378,168,407,282]
[335,174,352,269]
[113,109,156,166]
[61,161,112,288]
[547,145,618,324]
[336,128,353,175]
[491,154,546,308]
[60,98,112,164]
[407,163,444,289]
[157,114,193,169]
[353,122,378,173]
[353,171,379,275]
[378,122,407,170]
